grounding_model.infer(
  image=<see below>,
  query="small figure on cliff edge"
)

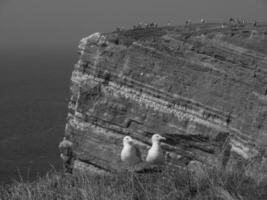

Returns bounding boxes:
[201,19,206,24]
[185,19,192,25]
[58,137,74,174]
[229,18,236,25]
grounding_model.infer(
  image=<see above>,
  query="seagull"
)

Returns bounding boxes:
[146,134,166,165]
[120,136,142,166]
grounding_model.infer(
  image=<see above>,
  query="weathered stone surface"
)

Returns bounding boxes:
[63,22,267,173]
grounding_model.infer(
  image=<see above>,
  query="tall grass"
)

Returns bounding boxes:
[1,162,267,200]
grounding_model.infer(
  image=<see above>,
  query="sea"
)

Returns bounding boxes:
[0,47,76,183]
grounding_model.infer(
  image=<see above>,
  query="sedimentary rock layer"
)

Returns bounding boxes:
[64,22,267,173]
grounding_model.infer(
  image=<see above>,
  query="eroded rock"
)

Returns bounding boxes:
[62,22,267,173]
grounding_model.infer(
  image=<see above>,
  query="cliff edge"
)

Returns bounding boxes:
[63,22,267,173]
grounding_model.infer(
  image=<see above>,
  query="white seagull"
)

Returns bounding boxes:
[146,134,166,164]
[120,136,142,166]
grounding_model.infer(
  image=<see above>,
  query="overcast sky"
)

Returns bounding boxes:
[0,0,267,49]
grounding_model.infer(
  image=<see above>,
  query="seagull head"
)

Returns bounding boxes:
[123,136,133,146]
[151,134,166,144]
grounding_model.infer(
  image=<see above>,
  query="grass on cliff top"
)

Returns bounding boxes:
[1,162,267,200]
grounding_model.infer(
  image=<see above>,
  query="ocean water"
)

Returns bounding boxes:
[0,48,76,183]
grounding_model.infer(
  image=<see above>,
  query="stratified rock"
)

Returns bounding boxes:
[63,22,267,173]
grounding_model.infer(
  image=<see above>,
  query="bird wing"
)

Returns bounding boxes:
[146,146,165,164]
[146,147,153,162]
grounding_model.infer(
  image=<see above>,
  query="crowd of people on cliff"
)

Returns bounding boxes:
[115,18,257,33]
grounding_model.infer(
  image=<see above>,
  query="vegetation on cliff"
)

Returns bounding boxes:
[1,161,267,200]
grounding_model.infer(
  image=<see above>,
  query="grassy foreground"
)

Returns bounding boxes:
[1,162,267,200]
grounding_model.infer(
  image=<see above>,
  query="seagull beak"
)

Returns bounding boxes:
[160,136,166,141]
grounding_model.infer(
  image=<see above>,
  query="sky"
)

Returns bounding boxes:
[0,0,267,50]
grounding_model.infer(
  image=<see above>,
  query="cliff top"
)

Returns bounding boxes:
[100,22,267,53]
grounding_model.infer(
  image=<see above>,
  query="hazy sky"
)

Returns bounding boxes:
[0,0,267,49]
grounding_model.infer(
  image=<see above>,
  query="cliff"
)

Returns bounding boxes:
[63,22,267,173]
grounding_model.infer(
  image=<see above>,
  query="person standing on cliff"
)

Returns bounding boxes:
[58,137,74,174]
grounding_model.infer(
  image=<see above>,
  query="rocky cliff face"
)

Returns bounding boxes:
[64,22,267,173]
